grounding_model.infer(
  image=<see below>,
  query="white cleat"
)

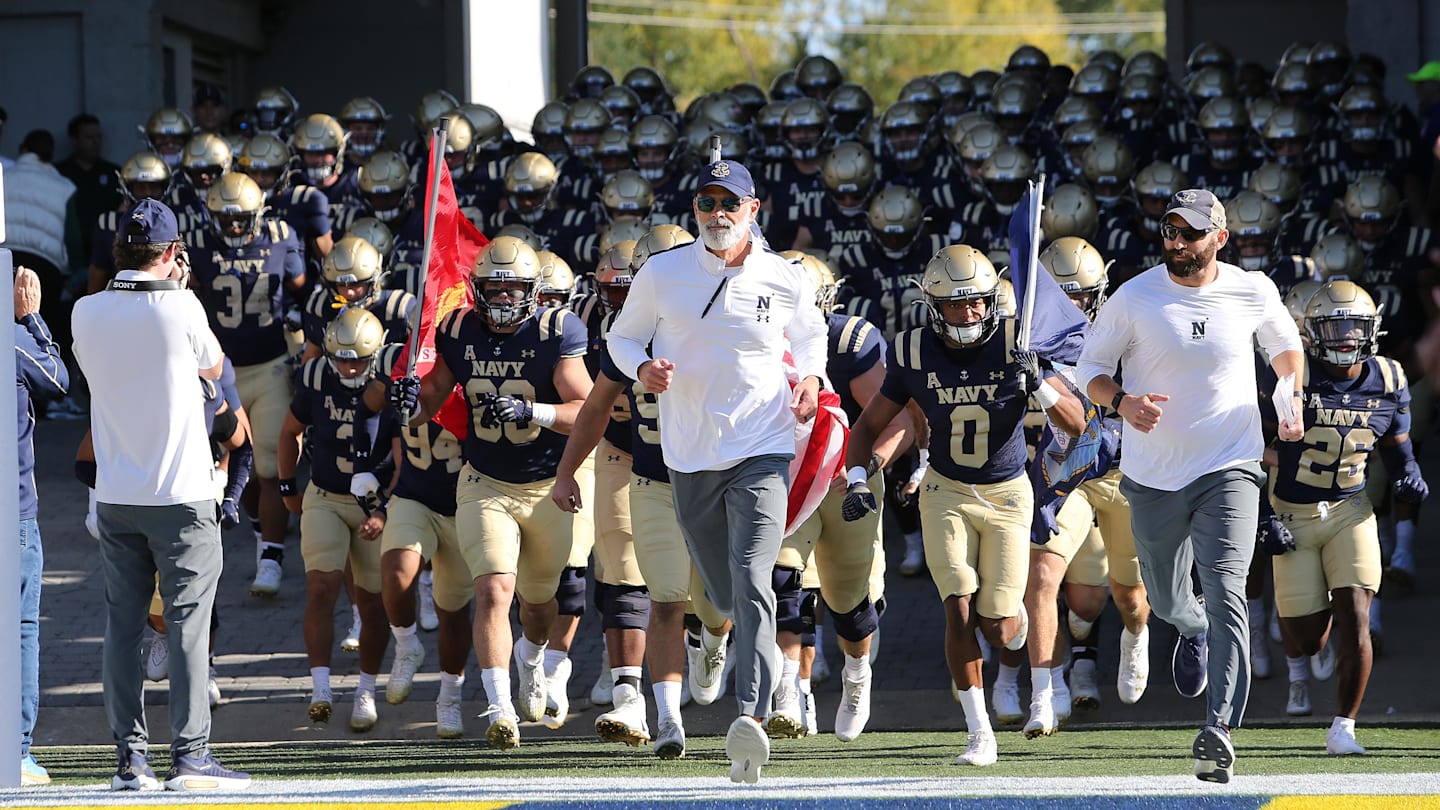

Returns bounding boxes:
[595,687,651,747]
[484,704,520,750]
[654,718,686,760]
[726,716,770,784]
[250,558,282,598]
[1326,724,1366,756]
[899,533,925,576]
[992,679,1023,725]
[801,689,819,737]
[590,642,613,706]
[1268,609,1282,645]
[417,571,439,632]
[835,670,872,742]
[386,640,425,705]
[340,606,362,652]
[1287,680,1312,716]
[679,674,693,708]
[1024,692,1057,739]
[350,690,378,732]
[542,655,572,729]
[206,667,221,709]
[955,728,998,766]
[1070,660,1100,711]
[811,648,832,685]
[687,631,728,706]
[1311,638,1337,681]
[145,634,169,682]
[513,644,548,723]
[1052,680,1072,724]
[436,695,464,739]
[765,676,806,738]
[1117,625,1150,705]
[1250,613,1272,680]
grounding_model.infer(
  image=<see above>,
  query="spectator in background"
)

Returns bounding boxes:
[57,114,122,282]
[193,84,229,135]
[14,264,69,785]
[1409,62,1440,228]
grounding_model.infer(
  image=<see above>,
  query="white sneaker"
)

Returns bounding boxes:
[1250,612,1272,680]
[1287,680,1312,716]
[801,689,819,737]
[955,728,998,766]
[687,632,727,706]
[811,648,832,685]
[595,686,651,746]
[1311,637,1337,681]
[542,655,572,729]
[992,679,1023,724]
[145,634,169,682]
[1268,609,1282,644]
[835,670,872,742]
[206,667,221,709]
[340,606,362,652]
[899,533,925,576]
[436,695,464,739]
[1024,691,1057,739]
[765,675,806,738]
[726,716,770,784]
[484,704,520,750]
[1326,723,1366,756]
[350,689,378,732]
[250,558,282,597]
[1052,678,1072,724]
[590,641,613,706]
[417,571,439,632]
[1117,626,1150,705]
[512,644,548,723]
[654,718,686,760]
[1004,604,1029,651]
[386,640,426,705]
[1070,660,1100,710]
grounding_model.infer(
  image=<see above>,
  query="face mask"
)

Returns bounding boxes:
[942,322,984,344]
[1209,146,1240,162]
[329,358,374,389]
[449,165,466,182]
[160,152,182,169]
[306,165,335,184]
[637,165,666,182]
[1238,254,1269,271]
[1349,127,1381,142]
[350,142,378,159]
[371,206,404,224]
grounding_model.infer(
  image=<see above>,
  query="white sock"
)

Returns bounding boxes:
[543,648,569,678]
[653,679,682,725]
[439,671,464,702]
[798,676,812,695]
[481,667,512,711]
[781,654,800,683]
[518,636,546,668]
[702,627,727,652]
[1050,666,1067,694]
[996,663,1020,688]
[1032,666,1052,695]
[1331,715,1355,735]
[391,623,419,648]
[843,653,869,681]
[957,685,990,733]
[310,666,331,697]
[357,671,377,695]
[1287,656,1309,683]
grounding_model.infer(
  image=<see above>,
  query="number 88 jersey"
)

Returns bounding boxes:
[1269,356,1410,504]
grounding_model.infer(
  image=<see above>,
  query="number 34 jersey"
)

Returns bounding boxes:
[436,305,587,484]
[188,221,306,366]
[878,320,1030,485]
[1265,356,1410,504]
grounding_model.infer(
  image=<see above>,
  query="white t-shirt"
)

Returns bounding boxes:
[1076,262,1301,491]
[606,237,829,474]
[72,269,225,506]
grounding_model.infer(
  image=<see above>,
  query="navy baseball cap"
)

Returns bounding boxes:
[695,159,757,198]
[122,199,180,244]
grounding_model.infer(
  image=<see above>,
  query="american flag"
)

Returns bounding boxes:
[781,349,849,537]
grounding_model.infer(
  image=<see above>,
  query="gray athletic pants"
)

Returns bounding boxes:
[1119,462,1262,729]
[97,501,223,759]
[670,454,790,718]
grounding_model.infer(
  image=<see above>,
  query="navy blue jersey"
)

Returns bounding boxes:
[836,234,948,338]
[268,185,332,247]
[188,220,306,366]
[878,320,1029,484]
[763,161,825,249]
[302,287,415,349]
[217,356,241,412]
[436,305,587,483]
[950,200,1011,255]
[1174,153,1258,203]
[393,421,463,516]
[165,182,210,228]
[796,197,870,260]
[319,169,361,209]
[650,173,690,223]
[592,310,634,454]
[1265,255,1319,301]
[291,358,397,496]
[1264,356,1410,504]
[826,312,884,424]
[599,339,668,482]
[486,207,598,270]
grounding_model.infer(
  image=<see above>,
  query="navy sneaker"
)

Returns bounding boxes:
[163,753,251,791]
[1172,631,1208,698]
[1193,723,1234,783]
[111,750,159,791]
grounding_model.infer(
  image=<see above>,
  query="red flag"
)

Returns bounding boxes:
[781,349,850,537]
[391,129,489,439]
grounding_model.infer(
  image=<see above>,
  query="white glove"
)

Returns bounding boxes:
[85,488,100,541]
[349,472,381,499]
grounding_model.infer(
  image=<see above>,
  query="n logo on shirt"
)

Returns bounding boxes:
[756,295,771,322]
[1191,320,1207,339]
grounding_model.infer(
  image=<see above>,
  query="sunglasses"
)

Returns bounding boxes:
[695,195,748,214]
[1160,222,1216,242]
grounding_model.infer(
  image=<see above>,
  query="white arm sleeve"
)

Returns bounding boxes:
[1076,290,1131,393]
[606,262,659,379]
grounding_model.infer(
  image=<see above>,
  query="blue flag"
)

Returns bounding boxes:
[1008,179,1089,365]
[1027,374,1122,544]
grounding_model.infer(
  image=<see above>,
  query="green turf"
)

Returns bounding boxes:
[30,727,1440,785]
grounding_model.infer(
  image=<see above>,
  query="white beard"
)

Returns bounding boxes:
[701,217,750,251]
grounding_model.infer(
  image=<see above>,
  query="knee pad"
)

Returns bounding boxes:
[774,567,810,635]
[874,595,888,620]
[557,566,587,616]
[600,583,652,631]
[829,596,880,644]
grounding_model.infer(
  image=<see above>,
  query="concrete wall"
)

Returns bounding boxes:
[1164,0,1347,75]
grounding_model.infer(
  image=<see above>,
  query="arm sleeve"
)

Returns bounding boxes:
[1253,275,1303,361]
[283,232,306,283]
[1075,289,1131,393]
[305,191,332,238]
[786,265,829,382]
[15,315,69,399]
[606,261,660,378]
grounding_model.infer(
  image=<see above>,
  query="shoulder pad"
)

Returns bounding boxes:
[895,328,927,370]
[382,290,415,322]
[838,316,874,355]
[1376,356,1407,394]
[305,287,330,317]
[99,210,118,231]
[300,358,327,391]
[439,308,467,339]
[573,294,600,325]
[200,378,219,401]
[538,305,564,341]
[376,344,404,376]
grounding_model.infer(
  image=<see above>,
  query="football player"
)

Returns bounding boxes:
[299,236,414,362]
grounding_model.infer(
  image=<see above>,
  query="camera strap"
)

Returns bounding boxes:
[107,278,183,292]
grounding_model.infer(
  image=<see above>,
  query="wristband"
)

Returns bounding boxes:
[845,466,869,487]
[1110,391,1126,412]
[278,478,298,497]
[531,401,557,428]
[1035,380,1063,409]
[916,448,931,470]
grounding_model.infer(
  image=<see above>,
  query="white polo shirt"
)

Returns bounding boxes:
[607,237,829,474]
[73,269,225,506]
[1076,262,1301,491]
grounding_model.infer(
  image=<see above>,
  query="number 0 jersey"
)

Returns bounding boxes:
[879,319,1030,484]
[436,305,587,483]
[1264,355,1411,504]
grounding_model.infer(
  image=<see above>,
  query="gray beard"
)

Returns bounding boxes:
[701,219,749,251]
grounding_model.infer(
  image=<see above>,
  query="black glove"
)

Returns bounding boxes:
[1393,463,1429,504]
[389,375,421,416]
[220,497,242,531]
[1012,348,1042,396]
[1258,513,1295,556]
[283,307,304,332]
[841,482,878,522]
[487,394,533,424]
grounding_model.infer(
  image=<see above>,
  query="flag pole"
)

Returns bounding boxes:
[708,134,722,164]
[1018,173,1046,351]
[405,117,451,379]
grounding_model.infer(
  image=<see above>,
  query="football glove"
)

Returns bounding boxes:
[487,394,533,425]
[1011,348,1042,396]
[283,307,304,332]
[841,483,878,522]
[389,375,421,416]
[219,497,242,530]
[1393,464,1429,504]
[1258,513,1295,556]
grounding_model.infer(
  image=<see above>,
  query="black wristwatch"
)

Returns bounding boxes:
[1110,391,1127,412]
[807,375,827,391]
